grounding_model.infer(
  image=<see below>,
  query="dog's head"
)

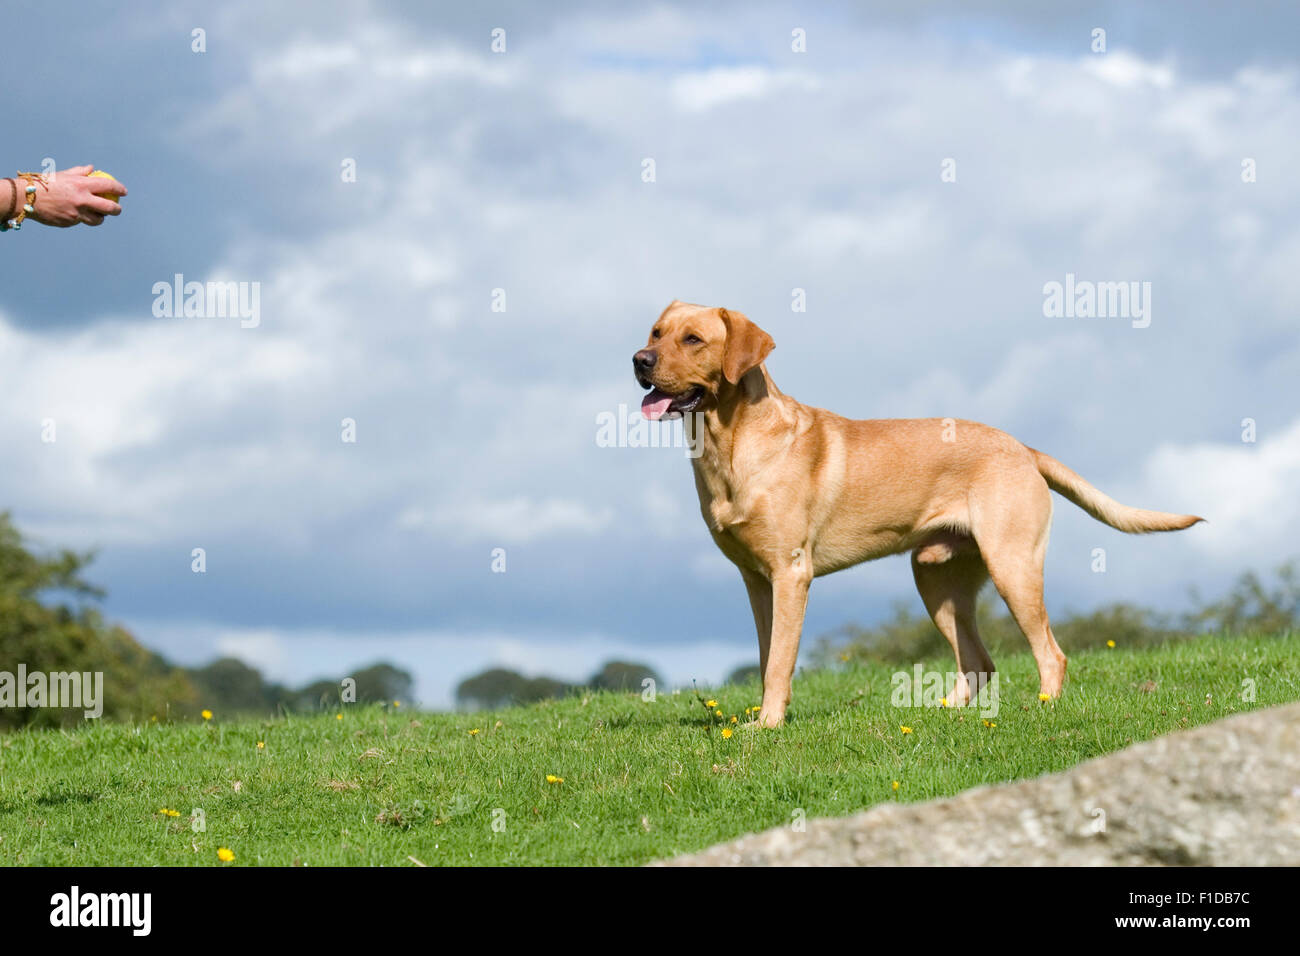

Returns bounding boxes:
[633,301,775,420]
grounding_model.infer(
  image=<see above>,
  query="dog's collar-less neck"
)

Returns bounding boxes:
[688,366,790,466]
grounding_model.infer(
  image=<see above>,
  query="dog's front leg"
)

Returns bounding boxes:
[756,557,812,727]
[740,568,773,682]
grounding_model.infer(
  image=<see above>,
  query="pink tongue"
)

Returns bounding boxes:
[641,390,674,420]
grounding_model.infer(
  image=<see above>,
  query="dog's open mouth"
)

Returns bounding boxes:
[641,385,705,420]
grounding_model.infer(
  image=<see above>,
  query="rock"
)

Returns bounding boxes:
[656,702,1300,866]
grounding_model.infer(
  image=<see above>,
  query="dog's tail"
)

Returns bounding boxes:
[1031,448,1204,534]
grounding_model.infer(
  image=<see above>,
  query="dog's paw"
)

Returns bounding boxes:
[753,708,786,728]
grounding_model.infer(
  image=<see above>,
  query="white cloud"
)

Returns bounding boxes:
[1082,50,1176,89]
[671,66,820,112]
[1140,417,1300,560]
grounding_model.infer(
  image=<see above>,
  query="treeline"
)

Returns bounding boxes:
[456,660,762,710]
[813,562,1300,666]
[0,513,412,730]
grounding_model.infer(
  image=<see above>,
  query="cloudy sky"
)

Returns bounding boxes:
[2,1,1297,707]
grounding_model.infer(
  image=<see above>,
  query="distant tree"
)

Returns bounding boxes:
[1052,603,1181,652]
[186,658,281,715]
[1186,561,1300,634]
[0,512,197,729]
[726,665,761,685]
[457,668,567,710]
[352,662,415,704]
[587,660,662,693]
[293,679,343,711]
[814,560,1300,668]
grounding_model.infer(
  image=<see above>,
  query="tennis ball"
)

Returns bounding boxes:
[88,170,123,200]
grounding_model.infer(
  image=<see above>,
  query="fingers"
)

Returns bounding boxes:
[81,210,106,227]
[86,177,126,199]
[83,194,122,216]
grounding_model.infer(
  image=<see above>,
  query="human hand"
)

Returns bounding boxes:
[27,165,127,227]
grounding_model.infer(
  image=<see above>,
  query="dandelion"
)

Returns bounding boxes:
[1106,640,1116,648]
[939,697,948,708]
[545,775,564,784]
[715,709,723,718]
[730,715,738,724]
[336,713,343,720]
[705,699,717,708]
[1038,693,1051,702]
[721,728,733,739]
[393,700,401,707]
[159,808,180,818]
[900,725,913,735]
[217,847,235,862]
[201,710,213,721]
[983,719,996,728]
[892,781,900,791]
[256,741,265,750]
[468,728,480,736]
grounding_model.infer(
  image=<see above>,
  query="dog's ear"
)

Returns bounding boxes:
[719,308,775,385]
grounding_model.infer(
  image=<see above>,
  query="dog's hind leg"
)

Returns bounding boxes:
[911,542,994,706]
[973,480,1068,698]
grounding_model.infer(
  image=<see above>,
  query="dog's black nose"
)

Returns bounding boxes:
[633,349,658,373]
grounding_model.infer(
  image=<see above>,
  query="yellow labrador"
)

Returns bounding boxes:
[634,301,1202,727]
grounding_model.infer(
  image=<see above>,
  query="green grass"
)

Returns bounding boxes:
[1,633,1296,866]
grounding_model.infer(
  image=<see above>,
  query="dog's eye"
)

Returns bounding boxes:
[683,334,703,345]
[652,328,662,339]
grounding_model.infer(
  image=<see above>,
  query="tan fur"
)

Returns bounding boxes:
[634,301,1204,727]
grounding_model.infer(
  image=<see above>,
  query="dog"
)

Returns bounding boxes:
[634,301,1203,727]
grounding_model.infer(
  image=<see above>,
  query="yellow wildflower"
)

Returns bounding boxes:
[217,847,235,862]
[545,775,564,784]
[201,710,213,721]
[721,727,733,739]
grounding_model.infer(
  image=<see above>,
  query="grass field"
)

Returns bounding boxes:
[0,633,1295,866]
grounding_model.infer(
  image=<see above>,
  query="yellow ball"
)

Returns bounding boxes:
[88,169,122,200]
